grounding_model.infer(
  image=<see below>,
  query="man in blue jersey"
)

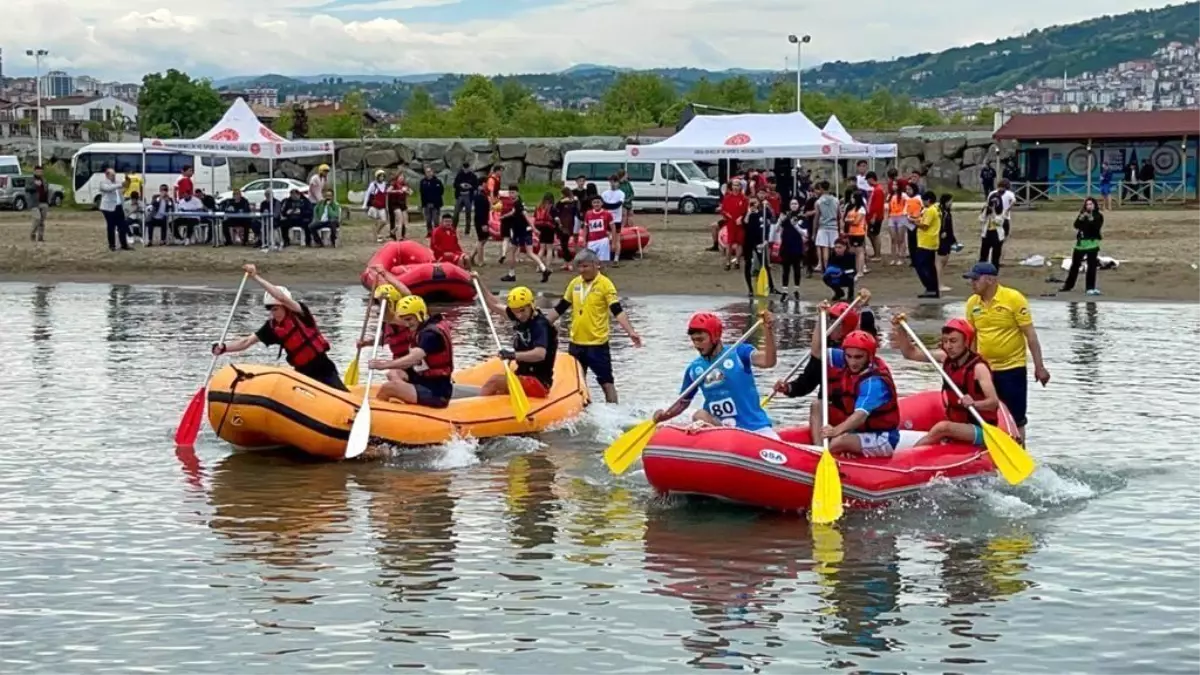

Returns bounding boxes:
[653,310,779,439]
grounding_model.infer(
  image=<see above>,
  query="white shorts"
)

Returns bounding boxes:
[749,426,781,440]
[367,206,388,221]
[814,228,839,248]
[586,238,612,261]
[854,429,925,458]
[888,216,908,233]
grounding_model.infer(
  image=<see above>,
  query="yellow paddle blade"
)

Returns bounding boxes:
[602,419,658,475]
[982,422,1036,485]
[755,265,769,297]
[760,393,772,408]
[343,354,360,387]
[809,449,844,524]
[505,367,530,423]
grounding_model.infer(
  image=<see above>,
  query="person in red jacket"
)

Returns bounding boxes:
[889,314,1001,448]
[865,171,886,263]
[720,179,749,270]
[430,213,469,268]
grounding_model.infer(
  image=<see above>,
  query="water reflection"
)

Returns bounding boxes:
[361,470,459,603]
[505,452,561,558]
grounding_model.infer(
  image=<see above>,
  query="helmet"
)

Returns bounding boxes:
[841,330,877,358]
[394,295,428,322]
[374,169,385,178]
[507,286,535,310]
[942,317,975,345]
[374,283,400,301]
[829,302,860,333]
[317,163,330,172]
[263,286,293,307]
[686,312,723,344]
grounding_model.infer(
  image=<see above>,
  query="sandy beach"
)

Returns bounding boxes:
[1,207,1196,302]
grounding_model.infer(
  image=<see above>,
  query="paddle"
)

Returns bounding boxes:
[896,317,1035,485]
[472,278,530,423]
[344,297,388,460]
[603,318,765,476]
[760,293,867,408]
[755,245,770,298]
[173,272,250,448]
[810,309,845,525]
[343,276,382,387]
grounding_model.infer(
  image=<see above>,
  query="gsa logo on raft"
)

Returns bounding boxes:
[759,448,787,465]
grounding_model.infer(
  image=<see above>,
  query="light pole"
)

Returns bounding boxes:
[25,48,48,166]
[787,34,811,112]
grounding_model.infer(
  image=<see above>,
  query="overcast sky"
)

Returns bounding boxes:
[0,0,1170,82]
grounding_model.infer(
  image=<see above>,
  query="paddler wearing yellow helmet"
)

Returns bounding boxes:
[368,293,457,408]
[472,273,559,399]
[212,263,348,391]
[361,282,417,366]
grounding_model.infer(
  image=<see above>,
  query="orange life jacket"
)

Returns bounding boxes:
[942,351,998,425]
[271,311,330,368]
[846,208,866,237]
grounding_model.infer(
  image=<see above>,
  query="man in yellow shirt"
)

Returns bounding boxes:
[913,191,942,298]
[545,249,643,403]
[963,262,1050,442]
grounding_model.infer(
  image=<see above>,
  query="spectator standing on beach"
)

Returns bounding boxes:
[453,162,478,232]
[936,193,957,293]
[913,190,942,299]
[386,170,410,240]
[308,164,330,206]
[980,163,996,197]
[26,165,50,243]
[771,198,806,298]
[979,178,1015,267]
[553,187,578,271]
[1099,162,1114,210]
[419,166,444,237]
[98,168,131,251]
[363,170,390,243]
[1138,159,1156,202]
[600,175,626,266]
[813,181,840,272]
[1059,197,1104,296]
[173,165,194,200]
[865,171,885,263]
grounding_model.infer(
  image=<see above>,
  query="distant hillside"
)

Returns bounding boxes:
[806,2,1200,96]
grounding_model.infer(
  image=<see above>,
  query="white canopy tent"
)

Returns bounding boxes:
[627,111,871,160]
[140,98,337,248]
[821,114,897,159]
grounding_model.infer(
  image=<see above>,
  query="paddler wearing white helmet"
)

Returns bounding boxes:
[211,263,348,391]
[472,273,559,399]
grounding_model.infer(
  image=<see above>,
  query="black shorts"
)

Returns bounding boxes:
[568,342,614,386]
[411,379,452,408]
[474,220,489,242]
[991,366,1028,427]
[867,219,883,238]
[847,235,865,248]
[937,236,955,257]
[500,219,513,239]
[537,227,556,245]
[297,354,349,392]
[510,229,533,248]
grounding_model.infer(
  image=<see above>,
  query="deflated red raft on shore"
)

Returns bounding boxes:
[642,391,1019,512]
[361,240,475,303]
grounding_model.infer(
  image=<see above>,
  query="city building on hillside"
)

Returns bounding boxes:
[245,87,279,108]
[40,70,73,98]
[993,109,1199,203]
[14,95,138,126]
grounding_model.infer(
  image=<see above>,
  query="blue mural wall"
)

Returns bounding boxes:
[1017,138,1198,195]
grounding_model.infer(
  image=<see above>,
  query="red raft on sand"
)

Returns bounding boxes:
[361,240,475,303]
[487,219,652,259]
[642,390,1019,512]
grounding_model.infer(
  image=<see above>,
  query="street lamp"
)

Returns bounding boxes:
[25,48,49,166]
[787,34,811,112]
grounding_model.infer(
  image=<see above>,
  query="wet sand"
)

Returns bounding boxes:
[1,208,1196,302]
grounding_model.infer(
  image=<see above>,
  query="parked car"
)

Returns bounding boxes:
[0,174,65,210]
[217,178,309,205]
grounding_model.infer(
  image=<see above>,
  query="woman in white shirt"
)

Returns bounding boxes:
[600,176,626,265]
[98,168,130,251]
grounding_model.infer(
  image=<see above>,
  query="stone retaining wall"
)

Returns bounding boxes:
[0,125,1015,193]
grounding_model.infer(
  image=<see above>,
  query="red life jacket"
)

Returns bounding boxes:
[383,322,412,359]
[829,356,900,432]
[411,316,454,379]
[369,184,387,209]
[271,311,330,367]
[534,205,552,227]
[942,351,998,425]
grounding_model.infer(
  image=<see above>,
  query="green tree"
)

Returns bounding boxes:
[973,105,999,125]
[685,78,723,106]
[455,75,502,109]
[447,94,502,137]
[310,90,365,139]
[138,69,225,137]
[405,86,436,114]
[715,76,757,110]
[599,73,678,128]
[766,81,798,113]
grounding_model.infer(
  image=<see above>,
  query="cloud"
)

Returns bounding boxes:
[0,0,1157,83]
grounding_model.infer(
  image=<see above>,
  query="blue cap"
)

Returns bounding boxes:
[963,262,999,279]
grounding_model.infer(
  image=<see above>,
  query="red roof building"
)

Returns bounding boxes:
[994,110,1200,141]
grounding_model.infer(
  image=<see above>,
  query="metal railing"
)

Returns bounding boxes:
[1009,179,1195,207]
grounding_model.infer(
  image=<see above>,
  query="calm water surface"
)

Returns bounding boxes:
[1,282,1197,674]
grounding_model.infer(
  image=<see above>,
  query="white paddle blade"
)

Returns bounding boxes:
[344,401,373,459]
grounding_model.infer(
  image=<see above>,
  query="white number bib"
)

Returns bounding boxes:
[587,218,606,232]
[707,397,737,420]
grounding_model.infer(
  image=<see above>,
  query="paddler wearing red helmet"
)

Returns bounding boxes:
[652,310,779,439]
[890,314,1001,448]
[809,301,903,457]
[773,289,877,399]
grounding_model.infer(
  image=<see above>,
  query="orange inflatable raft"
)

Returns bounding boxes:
[361,240,475,303]
[205,354,590,460]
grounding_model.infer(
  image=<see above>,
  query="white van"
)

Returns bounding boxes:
[561,150,720,214]
[0,155,21,176]
[71,142,232,208]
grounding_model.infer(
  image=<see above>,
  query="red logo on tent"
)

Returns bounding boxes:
[260,125,286,142]
[249,143,261,156]
[275,143,283,155]
[151,139,164,147]
[821,145,832,155]
[210,128,240,141]
[629,147,640,157]
[724,133,751,146]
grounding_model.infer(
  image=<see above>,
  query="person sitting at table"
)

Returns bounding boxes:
[259,189,282,247]
[220,187,257,246]
[145,184,173,246]
[123,191,144,241]
[309,188,341,247]
[280,188,312,248]
[174,191,207,244]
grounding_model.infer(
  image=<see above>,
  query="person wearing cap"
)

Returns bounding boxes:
[963,261,1050,443]
[809,301,912,457]
[211,264,347,391]
[544,248,642,404]
[369,295,455,407]
[890,314,1001,448]
[363,169,390,243]
[652,310,779,439]
[773,290,875,399]
[474,274,558,398]
[308,164,330,206]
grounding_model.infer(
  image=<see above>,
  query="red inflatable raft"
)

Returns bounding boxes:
[642,391,1019,513]
[487,219,651,259]
[361,240,475,303]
